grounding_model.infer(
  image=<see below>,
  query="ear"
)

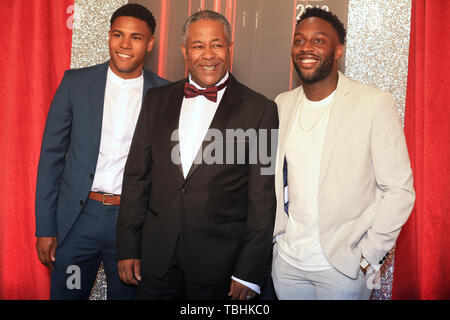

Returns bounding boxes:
[181,42,187,61]
[146,36,155,53]
[335,43,344,61]
[228,41,234,55]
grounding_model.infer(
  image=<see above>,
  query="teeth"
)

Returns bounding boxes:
[301,59,317,63]
[203,66,215,71]
[118,53,132,58]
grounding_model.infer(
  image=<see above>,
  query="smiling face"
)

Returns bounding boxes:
[108,16,155,79]
[292,17,343,84]
[181,19,232,88]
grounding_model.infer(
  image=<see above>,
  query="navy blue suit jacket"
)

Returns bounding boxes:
[35,61,169,245]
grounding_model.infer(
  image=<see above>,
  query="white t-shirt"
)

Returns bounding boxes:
[277,90,336,272]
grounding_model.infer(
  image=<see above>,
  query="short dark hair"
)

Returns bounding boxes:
[110,3,156,34]
[297,7,346,45]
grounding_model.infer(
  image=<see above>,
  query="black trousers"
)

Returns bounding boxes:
[136,237,229,300]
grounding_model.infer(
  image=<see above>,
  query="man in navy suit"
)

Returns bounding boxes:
[35,4,169,299]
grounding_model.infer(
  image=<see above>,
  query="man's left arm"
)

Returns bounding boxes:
[230,100,279,298]
[358,93,415,269]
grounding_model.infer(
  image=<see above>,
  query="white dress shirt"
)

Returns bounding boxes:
[179,72,260,294]
[91,67,144,194]
[179,73,229,177]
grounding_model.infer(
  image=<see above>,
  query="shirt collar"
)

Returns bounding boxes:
[188,71,230,90]
[107,67,144,87]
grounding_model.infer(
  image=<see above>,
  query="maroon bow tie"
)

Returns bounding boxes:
[184,78,229,103]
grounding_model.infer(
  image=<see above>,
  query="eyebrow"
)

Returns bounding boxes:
[112,30,145,37]
[294,32,330,38]
[190,38,225,44]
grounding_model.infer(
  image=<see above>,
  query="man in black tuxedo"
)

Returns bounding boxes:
[117,10,278,300]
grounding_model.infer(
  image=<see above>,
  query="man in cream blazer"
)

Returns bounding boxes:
[271,8,415,299]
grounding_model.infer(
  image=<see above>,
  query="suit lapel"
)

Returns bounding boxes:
[318,72,352,191]
[143,75,151,100]
[89,63,108,168]
[185,74,241,180]
[142,69,158,99]
[277,86,304,173]
[166,79,187,179]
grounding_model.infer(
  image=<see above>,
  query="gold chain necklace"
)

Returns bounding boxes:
[298,93,335,132]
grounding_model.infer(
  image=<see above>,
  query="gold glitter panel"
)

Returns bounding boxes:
[346,0,412,300]
[71,0,128,69]
[346,0,412,124]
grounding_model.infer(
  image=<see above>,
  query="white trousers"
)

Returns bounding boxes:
[272,243,373,300]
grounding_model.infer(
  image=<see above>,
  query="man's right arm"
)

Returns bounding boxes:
[116,91,154,283]
[117,94,152,260]
[35,71,72,266]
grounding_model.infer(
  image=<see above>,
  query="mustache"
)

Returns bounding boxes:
[293,52,321,60]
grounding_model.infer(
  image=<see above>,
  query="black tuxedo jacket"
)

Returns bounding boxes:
[117,74,278,286]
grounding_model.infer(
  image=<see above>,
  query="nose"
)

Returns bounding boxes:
[300,39,314,53]
[301,40,314,52]
[202,45,216,60]
[120,36,131,49]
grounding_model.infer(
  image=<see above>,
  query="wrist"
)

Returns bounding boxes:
[360,255,370,275]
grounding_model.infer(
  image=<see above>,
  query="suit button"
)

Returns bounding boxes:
[80,200,84,206]
[181,187,187,195]
[90,174,94,180]
[379,260,383,265]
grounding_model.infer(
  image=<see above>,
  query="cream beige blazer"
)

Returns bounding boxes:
[273,72,415,279]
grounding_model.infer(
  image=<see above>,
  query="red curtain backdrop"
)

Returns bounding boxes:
[393,0,450,299]
[0,0,73,299]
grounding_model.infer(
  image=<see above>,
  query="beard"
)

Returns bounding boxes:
[293,52,335,84]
